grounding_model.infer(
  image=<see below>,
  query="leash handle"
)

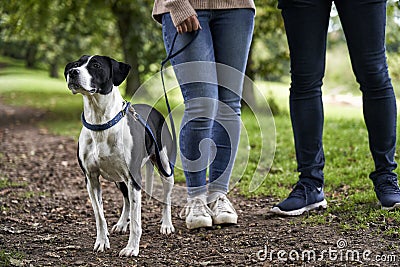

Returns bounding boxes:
[160,30,200,172]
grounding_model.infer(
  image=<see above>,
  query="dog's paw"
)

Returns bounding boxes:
[119,246,139,257]
[93,236,110,252]
[160,223,175,235]
[112,222,129,234]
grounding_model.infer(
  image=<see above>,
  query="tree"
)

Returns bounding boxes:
[0,0,117,78]
[0,0,52,68]
[2,1,397,97]
[251,1,288,81]
[107,0,165,97]
[243,1,288,108]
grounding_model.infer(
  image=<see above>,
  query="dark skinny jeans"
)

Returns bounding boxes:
[278,0,397,185]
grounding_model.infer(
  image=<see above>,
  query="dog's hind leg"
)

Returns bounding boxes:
[112,182,130,234]
[86,173,110,252]
[159,147,175,235]
[144,161,154,201]
[119,175,142,257]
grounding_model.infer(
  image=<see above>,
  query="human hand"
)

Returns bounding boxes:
[176,15,201,34]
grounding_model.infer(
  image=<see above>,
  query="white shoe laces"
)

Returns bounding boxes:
[212,195,236,215]
[180,198,213,219]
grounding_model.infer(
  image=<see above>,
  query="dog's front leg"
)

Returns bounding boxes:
[112,182,130,234]
[87,173,110,252]
[119,176,142,257]
[159,149,175,234]
[160,174,175,234]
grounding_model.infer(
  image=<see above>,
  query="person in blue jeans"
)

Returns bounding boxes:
[271,0,400,216]
[152,1,255,229]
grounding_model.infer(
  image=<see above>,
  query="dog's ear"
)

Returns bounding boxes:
[64,62,74,81]
[110,59,131,86]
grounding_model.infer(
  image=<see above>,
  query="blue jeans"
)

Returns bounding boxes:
[278,0,397,185]
[162,9,255,197]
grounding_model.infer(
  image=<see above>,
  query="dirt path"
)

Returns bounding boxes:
[0,102,398,266]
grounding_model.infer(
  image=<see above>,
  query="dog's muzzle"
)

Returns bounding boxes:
[67,69,82,93]
[67,69,97,94]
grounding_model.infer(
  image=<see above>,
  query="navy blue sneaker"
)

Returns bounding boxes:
[373,176,400,210]
[270,180,327,216]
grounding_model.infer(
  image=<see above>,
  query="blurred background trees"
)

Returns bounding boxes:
[1,0,399,97]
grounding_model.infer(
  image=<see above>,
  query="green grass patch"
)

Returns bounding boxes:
[0,249,25,267]
[0,57,83,138]
[0,177,26,190]
[237,113,400,234]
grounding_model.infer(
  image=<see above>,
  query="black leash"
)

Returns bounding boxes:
[138,30,200,177]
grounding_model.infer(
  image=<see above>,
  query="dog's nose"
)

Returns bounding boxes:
[69,69,80,78]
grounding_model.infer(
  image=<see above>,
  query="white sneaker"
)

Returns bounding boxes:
[180,195,213,229]
[209,194,238,225]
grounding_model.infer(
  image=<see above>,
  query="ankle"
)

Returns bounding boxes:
[207,191,226,204]
[187,193,208,203]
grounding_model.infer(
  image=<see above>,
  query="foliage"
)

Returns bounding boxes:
[0,1,117,74]
[250,0,289,81]
[107,0,165,95]
[387,0,400,53]
[0,1,290,91]
[1,1,399,95]
[0,0,163,95]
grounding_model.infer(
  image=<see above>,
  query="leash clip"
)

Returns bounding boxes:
[121,101,130,116]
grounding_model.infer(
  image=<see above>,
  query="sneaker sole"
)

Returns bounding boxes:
[186,219,213,230]
[381,202,400,211]
[270,199,328,216]
[213,214,238,225]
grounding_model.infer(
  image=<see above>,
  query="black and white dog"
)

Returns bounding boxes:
[64,55,175,257]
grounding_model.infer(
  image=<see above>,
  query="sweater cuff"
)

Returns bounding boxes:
[165,0,197,27]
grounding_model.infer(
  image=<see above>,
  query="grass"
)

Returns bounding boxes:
[0,249,25,267]
[1,56,400,235]
[0,57,82,138]
[0,177,26,190]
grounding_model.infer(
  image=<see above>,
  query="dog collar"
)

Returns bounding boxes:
[81,102,131,131]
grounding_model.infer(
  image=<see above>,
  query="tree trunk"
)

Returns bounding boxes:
[49,61,59,78]
[124,50,141,97]
[111,3,142,97]
[25,44,37,69]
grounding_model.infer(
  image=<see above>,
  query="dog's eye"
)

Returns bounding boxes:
[73,62,79,68]
[93,63,101,69]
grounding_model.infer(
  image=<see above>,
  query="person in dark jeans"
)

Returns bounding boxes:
[271,0,400,216]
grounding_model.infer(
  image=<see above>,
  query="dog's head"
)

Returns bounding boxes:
[64,55,131,95]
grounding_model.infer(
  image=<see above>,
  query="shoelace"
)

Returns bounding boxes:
[288,181,310,198]
[179,198,213,219]
[213,196,236,215]
[375,177,400,194]
[288,181,321,205]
